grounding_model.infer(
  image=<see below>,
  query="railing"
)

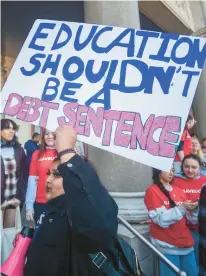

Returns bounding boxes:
[118,215,187,276]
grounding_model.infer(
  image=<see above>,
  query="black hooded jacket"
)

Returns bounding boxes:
[24,154,118,276]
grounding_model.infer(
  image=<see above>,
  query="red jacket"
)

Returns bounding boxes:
[173,174,206,231]
[29,149,57,203]
[144,184,194,248]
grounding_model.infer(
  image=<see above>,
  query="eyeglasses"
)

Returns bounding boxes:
[46,170,62,178]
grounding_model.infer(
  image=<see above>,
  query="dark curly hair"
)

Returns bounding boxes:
[1,119,21,148]
[153,168,176,207]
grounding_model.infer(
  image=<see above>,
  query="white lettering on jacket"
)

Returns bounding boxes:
[164,201,183,206]
[38,156,57,162]
[183,189,201,194]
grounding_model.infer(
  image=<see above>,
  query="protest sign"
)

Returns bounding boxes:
[1,19,206,171]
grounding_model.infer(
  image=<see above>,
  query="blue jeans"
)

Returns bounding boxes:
[191,231,199,265]
[159,251,198,276]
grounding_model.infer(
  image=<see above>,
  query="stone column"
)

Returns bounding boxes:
[189,1,206,139]
[193,65,206,139]
[1,56,32,145]
[84,3,153,275]
[84,0,152,193]
[84,1,140,28]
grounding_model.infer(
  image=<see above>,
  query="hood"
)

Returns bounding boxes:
[0,139,16,148]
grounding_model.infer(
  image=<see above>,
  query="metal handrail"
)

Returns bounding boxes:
[118,215,187,276]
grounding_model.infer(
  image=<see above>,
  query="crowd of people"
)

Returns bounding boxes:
[1,118,119,276]
[1,116,206,276]
[145,114,206,276]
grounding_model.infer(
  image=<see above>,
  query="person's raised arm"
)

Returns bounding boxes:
[55,126,118,253]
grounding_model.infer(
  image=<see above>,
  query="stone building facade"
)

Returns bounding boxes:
[2,0,206,193]
[1,2,206,274]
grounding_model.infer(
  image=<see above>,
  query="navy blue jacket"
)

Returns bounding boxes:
[24,154,118,276]
[24,140,39,166]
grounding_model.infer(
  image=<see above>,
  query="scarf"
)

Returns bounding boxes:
[0,139,16,148]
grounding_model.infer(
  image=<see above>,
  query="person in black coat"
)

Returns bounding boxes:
[24,126,118,276]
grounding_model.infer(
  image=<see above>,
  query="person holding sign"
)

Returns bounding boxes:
[25,129,57,222]
[173,154,206,266]
[144,167,198,276]
[24,126,118,276]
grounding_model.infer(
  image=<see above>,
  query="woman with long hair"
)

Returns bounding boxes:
[25,128,57,222]
[192,136,206,176]
[173,154,206,265]
[1,119,28,226]
[144,167,198,276]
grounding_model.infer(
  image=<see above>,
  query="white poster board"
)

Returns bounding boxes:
[1,19,206,171]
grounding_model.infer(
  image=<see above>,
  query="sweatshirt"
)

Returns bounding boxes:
[173,173,206,232]
[144,184,194,255]
[24,140,39,166]
[25,149,57,211]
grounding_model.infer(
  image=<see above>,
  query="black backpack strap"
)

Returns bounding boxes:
[89,252,120,276]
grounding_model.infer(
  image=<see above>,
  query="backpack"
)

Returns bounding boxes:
[89,235,142,276]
